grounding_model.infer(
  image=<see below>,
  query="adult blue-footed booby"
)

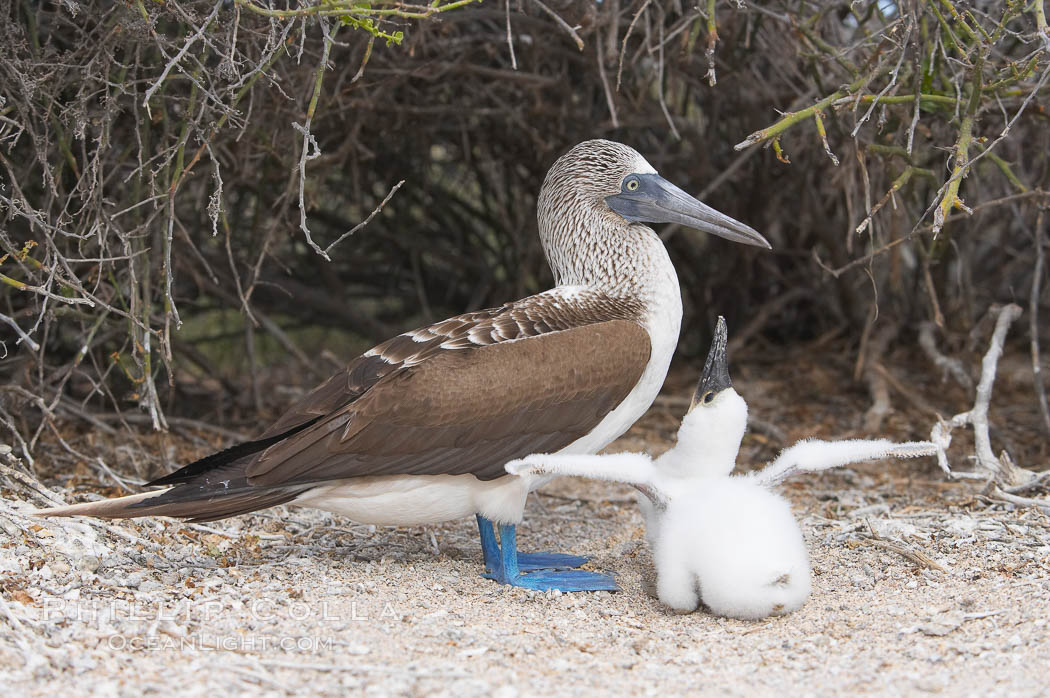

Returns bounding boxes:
[37,140,770,592]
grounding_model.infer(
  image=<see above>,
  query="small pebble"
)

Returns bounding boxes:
[77,554,100,570]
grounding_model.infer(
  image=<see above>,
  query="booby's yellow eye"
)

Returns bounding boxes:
[702,391,715,404]
[625,178,639,191]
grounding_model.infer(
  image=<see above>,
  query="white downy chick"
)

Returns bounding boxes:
[506,317,938,620]
[645,318,810,618]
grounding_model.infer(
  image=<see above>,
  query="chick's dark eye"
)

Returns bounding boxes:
[625,177,639,191]
[702,391,715,404]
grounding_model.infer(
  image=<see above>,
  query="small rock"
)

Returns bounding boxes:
[919,613,962,637]
[77,555,101,573]
[850,574,871,588]
[915,677,946,693]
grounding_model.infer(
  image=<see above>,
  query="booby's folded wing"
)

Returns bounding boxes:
[132,292,652,520]
[245,317,650,486]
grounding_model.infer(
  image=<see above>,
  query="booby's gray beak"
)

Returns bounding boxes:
[689,316,732,411]
[606,173,771,249]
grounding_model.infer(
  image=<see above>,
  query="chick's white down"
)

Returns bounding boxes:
[647,388,811,619]
[653,477,811,618]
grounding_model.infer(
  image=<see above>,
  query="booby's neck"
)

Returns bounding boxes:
[541,214,678,304]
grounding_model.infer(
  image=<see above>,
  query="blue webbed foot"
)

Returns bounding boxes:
[475,516,618,593]
[476,516,586,572]
[516,552,589,572]
[500,569,618,592]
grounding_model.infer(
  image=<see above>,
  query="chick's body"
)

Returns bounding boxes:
[652,476,811,619]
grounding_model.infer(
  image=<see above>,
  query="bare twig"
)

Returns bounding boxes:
[930,304,1036,487]
[504,0,517,70]
[142,0,224,118]
[323,180,405,257]
[735,60,894,151]
[872,363,940,418]
[654,14,680,141]
[1002,470,1050,495]
[703,0,717,86]
[0,461,65,507]
[295,19,336,261]
[988,487,1050,513]
[861,323,898,433]
[1031,212,1050,436]
[0,312,40,351]
[931,48,983,235]
[530,0,584,51]
[923,62,1050,237]
[866,537,947,573]
[821,191,1050,278]
[595,26,619,128]
[918,322,973,391]
[617,0,651,90]
[849,18,912,138]
[814,110,839,166]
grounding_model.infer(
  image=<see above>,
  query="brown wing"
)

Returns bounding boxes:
[255,292,645,440]
[148,299,613,489]
[138,292,650,521]
[247,318,650,484]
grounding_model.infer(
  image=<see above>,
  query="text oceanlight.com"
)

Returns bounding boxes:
[106,634,336,652]
[36,598,399,625]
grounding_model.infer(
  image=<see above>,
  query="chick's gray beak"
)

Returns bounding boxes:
[606,173,771,249]
[689,316,732,410]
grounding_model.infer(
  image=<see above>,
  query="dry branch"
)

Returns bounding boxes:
[1031,212,1050,436]
[918,322,973,391]
[931,304,1040,489]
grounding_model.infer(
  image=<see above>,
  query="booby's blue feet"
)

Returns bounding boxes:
[516,552,589,572]
[477,516,584,571]
[475,515,618,592]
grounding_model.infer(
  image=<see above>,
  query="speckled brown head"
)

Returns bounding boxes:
[537,140,769,291]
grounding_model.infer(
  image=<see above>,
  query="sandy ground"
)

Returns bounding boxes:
[2,361,1050,697]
